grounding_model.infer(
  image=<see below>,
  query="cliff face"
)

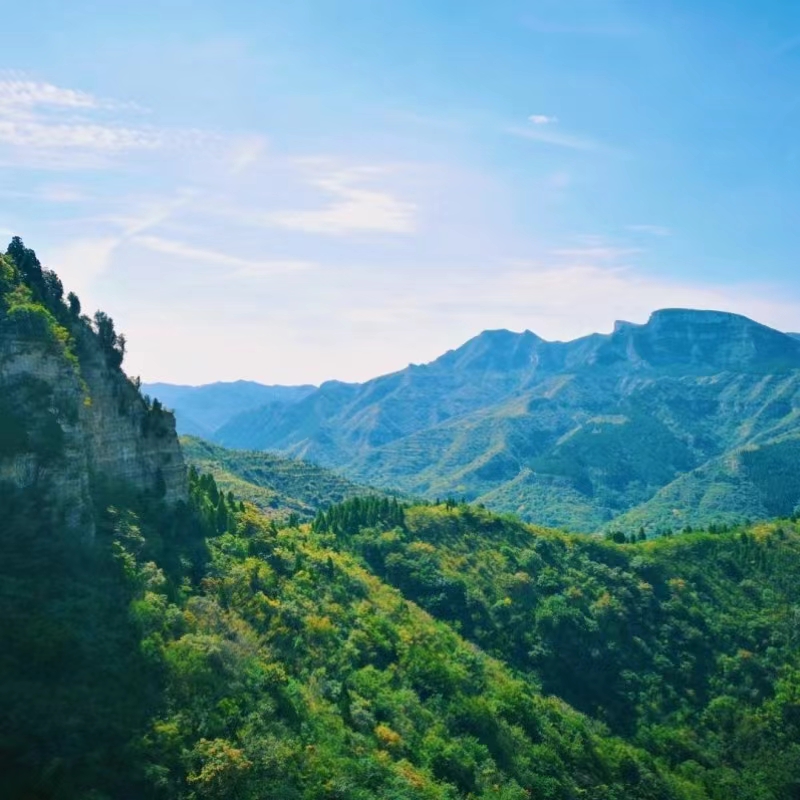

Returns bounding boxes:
[77,327,187,504]
[0,326,186,537]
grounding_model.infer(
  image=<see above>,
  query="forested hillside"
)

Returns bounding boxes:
[4,239,800,800]
[214,313,800,533]
[319,498,800,797]
[181,435,395,520]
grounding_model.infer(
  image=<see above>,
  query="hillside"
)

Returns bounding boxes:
[9,238,800,798]
[0,237,695,800]
[318,497,800,797]
[214,310,800,532]
[143,380,315,438]
[180,435,393,519]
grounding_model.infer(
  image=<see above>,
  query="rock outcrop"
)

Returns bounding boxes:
[0,326,186,537]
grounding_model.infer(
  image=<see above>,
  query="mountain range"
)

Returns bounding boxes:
[141,380,315,439]
[153,309,800,533]
[7,238,800,798]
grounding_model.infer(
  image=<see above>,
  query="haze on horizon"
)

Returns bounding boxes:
[2,0,800,385]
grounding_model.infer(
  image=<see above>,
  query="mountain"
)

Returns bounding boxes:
[0,238,698,799]
[181,435,397,519]
[143,380,315,438]
[6,238,800,799]
[215,309,800,532]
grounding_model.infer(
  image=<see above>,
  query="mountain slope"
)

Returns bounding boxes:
[0,240,692,800]
[216,310,800,531]
[180,435,395,519]
[144,380,315,438]
[7,239,800,799]
[318,497,800,798]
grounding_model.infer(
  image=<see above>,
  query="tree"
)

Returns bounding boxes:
[6,236,43,293]
[93,311,125,367]
[67,292,81,316]
[42,270,64,305]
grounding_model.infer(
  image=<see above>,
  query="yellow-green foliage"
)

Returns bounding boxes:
[127,500,690,800]
[331,500,800,799]
[0,260,78,368]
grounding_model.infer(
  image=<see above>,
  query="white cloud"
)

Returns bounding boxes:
[112,190,199,237]
[325,260,800,367]
[485,263,800,340]
[0,184,86,202]
[529,114,558,125]
[37,184,86,203]
[268,160,417,235]
[0,76,98,111]
[132,234,314,276]
[0,74,211,167]
[227,135,268,175]
[0,119,164,151]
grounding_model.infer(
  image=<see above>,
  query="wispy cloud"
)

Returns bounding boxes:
[529,114,558,125]
[627,224,671,237]
[42,190,202,300]
[133,234,313,276]
[227,135,268,175]
[47,236,122,299]
[267,159,417,236]
[0,120,164,151]
[264,254,800,384]
[508,119,602,152]
[0,73,212,168]
[0,76,99,110]
[38,184,86,203]
[0,183,86,203]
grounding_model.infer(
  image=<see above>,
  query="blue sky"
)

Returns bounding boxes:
[2,0,800,384]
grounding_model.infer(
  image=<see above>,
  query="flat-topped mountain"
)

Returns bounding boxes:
[594,308,800,372]
[214,309,800,531]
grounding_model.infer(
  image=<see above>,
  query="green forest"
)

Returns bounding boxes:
[3,239,800,799]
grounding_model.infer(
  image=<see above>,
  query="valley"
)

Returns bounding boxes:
[3,240,800,798]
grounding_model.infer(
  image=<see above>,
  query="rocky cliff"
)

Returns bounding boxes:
[0,244,186,537]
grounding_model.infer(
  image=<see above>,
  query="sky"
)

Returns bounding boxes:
[2,0,800,385]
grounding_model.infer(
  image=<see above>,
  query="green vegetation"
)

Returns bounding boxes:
[6,242,800,799]
[0,238,171,468]
[321,497,800,798]
[181,435,397,520]
[7,464,800,798]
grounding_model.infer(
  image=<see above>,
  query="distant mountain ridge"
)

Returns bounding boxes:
[143,380,315,438]
[211,309,800,532]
